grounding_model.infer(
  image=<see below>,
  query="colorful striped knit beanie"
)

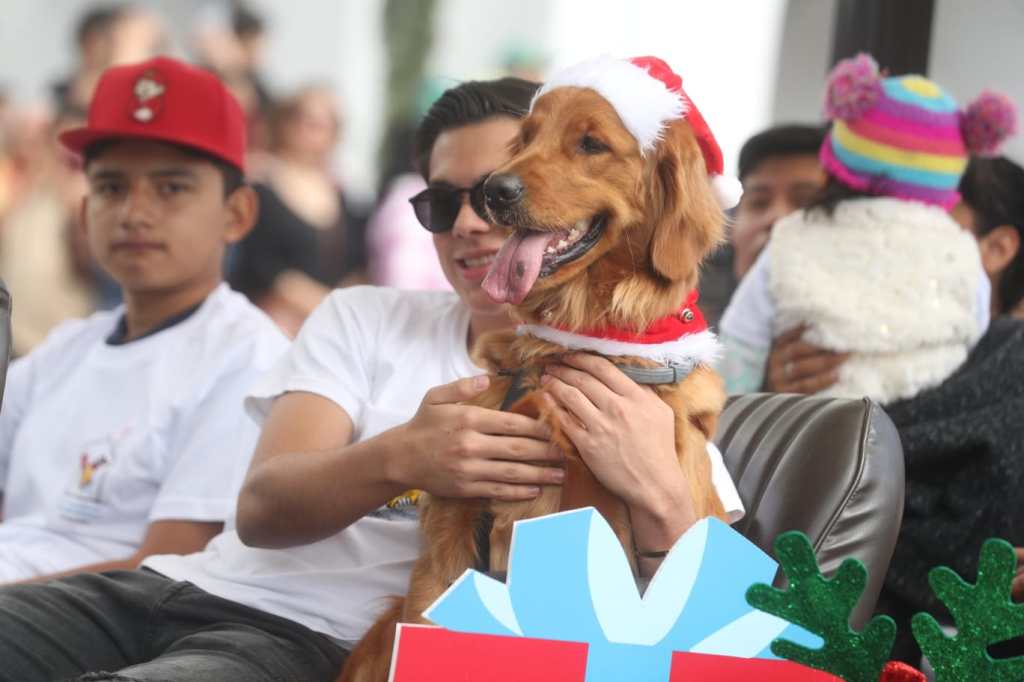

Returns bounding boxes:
[820,53,1017,210]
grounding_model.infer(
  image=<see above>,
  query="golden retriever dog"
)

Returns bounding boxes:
[340,63,729,682]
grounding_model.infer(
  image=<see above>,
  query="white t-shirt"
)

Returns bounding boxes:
[0,284,287,581]
[145,286,744,644]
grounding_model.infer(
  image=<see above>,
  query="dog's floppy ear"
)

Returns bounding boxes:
[645,119,725,284]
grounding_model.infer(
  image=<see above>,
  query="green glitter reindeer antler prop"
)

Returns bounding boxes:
[745,531,897,682]
[911,538,1024,681]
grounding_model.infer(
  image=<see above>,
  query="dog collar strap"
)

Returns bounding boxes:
[617,363,697,384]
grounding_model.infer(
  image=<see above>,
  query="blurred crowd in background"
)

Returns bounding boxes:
[0,1,546,348]
[1,0,1022,353]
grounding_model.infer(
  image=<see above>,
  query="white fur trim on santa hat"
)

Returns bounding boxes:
[516,325,721,370]
[532,55,687,156]
[712,174,743,209]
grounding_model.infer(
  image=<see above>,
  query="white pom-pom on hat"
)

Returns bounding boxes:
[711,175,743,210]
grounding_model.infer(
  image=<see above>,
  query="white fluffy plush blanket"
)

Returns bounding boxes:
[769,197,983,404]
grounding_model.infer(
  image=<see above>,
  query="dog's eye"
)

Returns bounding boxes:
[579,134,609,155]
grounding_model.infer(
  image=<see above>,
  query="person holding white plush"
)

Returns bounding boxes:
[719,53,1017,403]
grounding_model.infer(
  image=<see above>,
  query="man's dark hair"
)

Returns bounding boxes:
[82,140,245,198]
[737,124,827,183]
[960,156,1024,315]
[75,6,118,48]
[414,77,540,179]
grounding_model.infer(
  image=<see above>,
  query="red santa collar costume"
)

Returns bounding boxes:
[518,291,721,375]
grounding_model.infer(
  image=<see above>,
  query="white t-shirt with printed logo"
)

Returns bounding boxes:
[145,286,744,644]
[0,283,287,581]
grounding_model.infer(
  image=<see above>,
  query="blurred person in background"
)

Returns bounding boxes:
[230,1,273,125]
[193,1,275,157]
[108,5,168,66]
[367,81,450,291]
[718,56,1000,400]
[50,5,119,115]
[699,124,826,330]
[229,1,274,155]
[229,85,369,336]
[873,155,1024,664]
[953,156,1024,319]
[0,89,22,224]
[0,106,97,356]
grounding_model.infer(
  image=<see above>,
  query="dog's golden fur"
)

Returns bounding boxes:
[339,87,727,682]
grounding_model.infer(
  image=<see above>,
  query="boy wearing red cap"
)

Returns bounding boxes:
[0,56,286,582]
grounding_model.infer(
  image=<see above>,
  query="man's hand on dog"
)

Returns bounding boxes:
[764,326,848,394]
[394,376,564,501]
[540,353,697,557]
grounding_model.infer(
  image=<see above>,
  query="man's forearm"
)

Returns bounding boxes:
[236,427,411,550]
[628,483,697,578]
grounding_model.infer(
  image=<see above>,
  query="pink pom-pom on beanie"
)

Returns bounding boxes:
[963,91,1018,157]
[820,52,1019,209]
[824,53,883,121]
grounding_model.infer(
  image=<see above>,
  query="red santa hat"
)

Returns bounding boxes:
[533,55,742,208]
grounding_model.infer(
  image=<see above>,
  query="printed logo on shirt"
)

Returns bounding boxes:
[59,427,131,523]
[368,489,422,521]
[79,453,110,489]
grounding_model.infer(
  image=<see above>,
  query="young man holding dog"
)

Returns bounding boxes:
[0,76,739,682]
[0,56,287,586]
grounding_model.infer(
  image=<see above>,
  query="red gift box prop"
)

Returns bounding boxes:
[390,624,841,682]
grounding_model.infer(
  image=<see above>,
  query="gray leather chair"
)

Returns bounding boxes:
[714,393,904,628]
[0,279,10,412]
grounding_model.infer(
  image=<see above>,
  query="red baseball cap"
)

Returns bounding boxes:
[60,56,246,172]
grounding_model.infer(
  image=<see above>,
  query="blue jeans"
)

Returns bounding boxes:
[0,569,348,681]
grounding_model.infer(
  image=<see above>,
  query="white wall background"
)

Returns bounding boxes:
[541,0,788,184]
[771,0,838,127]
[770,0,1024,166]
[930,0,1024,165]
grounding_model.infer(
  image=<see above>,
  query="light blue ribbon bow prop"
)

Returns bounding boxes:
[424,508,819,682]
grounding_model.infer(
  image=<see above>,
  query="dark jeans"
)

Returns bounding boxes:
[0,569,348,681]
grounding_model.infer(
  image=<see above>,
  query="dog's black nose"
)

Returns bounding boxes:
[484,173,525,209]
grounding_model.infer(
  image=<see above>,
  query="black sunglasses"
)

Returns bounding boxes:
[409,177,490,233]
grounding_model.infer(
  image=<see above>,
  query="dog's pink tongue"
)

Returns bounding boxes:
[482,230,549,304]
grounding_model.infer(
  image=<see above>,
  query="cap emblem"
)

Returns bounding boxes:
[131,71,166,123]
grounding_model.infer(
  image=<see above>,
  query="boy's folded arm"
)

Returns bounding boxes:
[8,519,223,586]
[0,349,44,502]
